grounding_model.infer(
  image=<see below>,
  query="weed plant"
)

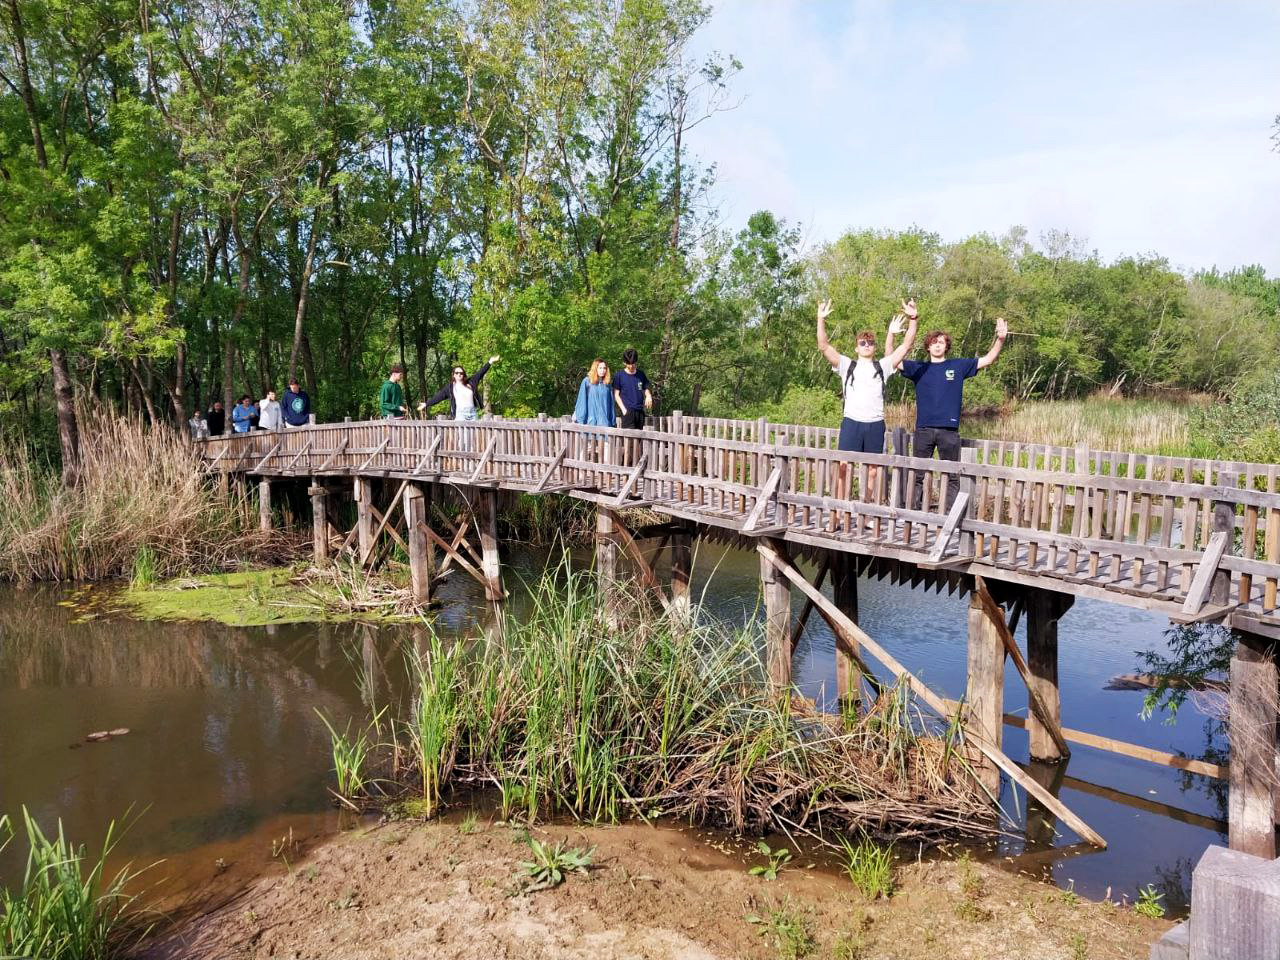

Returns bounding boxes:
[376,561,990,843]
[746,898,816,960]
[516,837,594,893]
[0,809,150,959]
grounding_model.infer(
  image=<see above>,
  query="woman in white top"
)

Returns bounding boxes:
[420,356,500,420]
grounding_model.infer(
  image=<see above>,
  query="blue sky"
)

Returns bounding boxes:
[687,1,1280,272]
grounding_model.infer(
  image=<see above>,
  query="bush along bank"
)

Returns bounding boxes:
[320,565,996,845]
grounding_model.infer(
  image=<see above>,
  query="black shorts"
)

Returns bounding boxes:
[620,409,645,430]
[838,418,885,453]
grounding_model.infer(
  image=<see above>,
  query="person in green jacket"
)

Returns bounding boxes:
[380,363,407,419]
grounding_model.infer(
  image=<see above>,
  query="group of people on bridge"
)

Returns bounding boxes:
[189,301,1008,468]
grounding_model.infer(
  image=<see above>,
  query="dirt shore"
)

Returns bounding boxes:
[141,814,1169,960]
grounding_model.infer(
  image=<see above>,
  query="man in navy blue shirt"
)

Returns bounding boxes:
[612,347,652,430]
[901,317,1008,509]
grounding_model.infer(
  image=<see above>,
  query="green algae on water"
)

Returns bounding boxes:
[119,567,421,627]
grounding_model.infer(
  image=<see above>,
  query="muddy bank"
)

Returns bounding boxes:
[140,816,1168,960]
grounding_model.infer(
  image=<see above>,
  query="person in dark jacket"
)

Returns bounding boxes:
[419,355,500,420]
[205,401,225,436]
[282,378,311,428]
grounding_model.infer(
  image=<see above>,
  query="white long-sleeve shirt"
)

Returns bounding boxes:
[258,398,283,430]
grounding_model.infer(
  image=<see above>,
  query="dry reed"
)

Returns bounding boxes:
[0,409,273,581]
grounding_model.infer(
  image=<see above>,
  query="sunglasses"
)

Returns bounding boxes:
[856,338,875,347]
[453,370,465,376]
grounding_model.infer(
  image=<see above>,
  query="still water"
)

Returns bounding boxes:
[0,540,1225,914]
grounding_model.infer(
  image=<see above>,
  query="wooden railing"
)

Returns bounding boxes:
[200,416,1280,635]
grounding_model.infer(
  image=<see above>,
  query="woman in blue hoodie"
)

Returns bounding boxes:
[573,359,615,427]
[573,359,616,466]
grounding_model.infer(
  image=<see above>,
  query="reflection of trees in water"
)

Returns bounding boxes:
[1152,856,1194,916]
[1137,622,1234,820]
[0,590,410,701]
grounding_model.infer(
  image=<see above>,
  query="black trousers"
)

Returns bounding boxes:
[910,427,962,511]
[619,409,645,430]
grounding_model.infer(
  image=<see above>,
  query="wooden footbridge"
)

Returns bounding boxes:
[199,413,1280,857]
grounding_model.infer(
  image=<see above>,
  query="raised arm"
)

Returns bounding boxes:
[885,299,919,369]
[976,317,1008,370]
[815,299,841,367]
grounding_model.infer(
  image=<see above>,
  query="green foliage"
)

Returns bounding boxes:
[837,834,895,900]
[1188,370,1280,462]
[746,898,817,960]
[748,840,792,881]
[516,837,594,893]
[5,0,1273,470]
[1135,884,1166,919]
[0,808,150,960]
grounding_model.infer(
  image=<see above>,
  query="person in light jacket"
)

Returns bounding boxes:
[258,389,283,431]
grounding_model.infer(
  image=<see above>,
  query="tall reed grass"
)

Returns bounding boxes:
[0,808,150,959]
[964,395,1196,454]
[0,408,271,581]
[378,566,990,842]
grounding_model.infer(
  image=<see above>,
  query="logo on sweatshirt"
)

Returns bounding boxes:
[945,369,956,381]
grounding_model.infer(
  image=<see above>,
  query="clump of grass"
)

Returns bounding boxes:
[954,853,992,922]
[516,837,594,892]
[316,708,384,803]
[406,633,462,818]
[381,563,992,843]
[837,833,894,899]
[0,808,151,959]
[746,898,816,960]
[0,408,273,582]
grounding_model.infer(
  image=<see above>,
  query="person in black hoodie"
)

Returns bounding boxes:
[282,377,312,428]
[419,355,499,420]
[205,400,225,436]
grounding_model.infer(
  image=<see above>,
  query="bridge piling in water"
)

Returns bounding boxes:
[760,538,792,691]
[405,482,431,603]
[966,588,1007,795]
[1025,589,1073,763]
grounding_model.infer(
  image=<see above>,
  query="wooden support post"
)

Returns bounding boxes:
[309,483,328,565]
[1229,632,1278,859]
[831,552,861,708]
[1212,472,1238,606]
[760,538,792,692]
[258,478,272,532]
[405,483,431,603]
[1026,589,1073,762]
[670,529,692,620]
[967,587,1007,795]
[353,476,375,561]
[597,505,620,625]
[477,490,502,602]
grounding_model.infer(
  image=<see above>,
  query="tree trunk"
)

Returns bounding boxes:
[50,349,80,487]
[288,206,321,382]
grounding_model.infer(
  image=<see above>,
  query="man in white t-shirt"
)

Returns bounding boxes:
[816,298,918,503]
[816,298,918,453]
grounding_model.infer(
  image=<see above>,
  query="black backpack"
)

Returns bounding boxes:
[842,357,885,402]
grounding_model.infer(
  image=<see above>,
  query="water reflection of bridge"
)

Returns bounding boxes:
[200,414,1280,858]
